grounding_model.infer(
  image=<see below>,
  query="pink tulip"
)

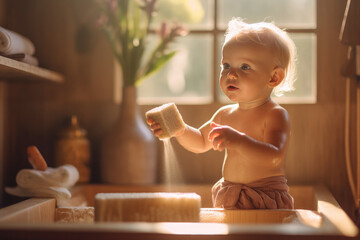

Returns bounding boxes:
[172,24,189,37]
[157,21,171,40]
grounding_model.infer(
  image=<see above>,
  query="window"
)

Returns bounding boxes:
[137,0,317,104]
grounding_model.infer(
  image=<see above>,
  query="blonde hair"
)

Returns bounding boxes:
[224,18,297,97]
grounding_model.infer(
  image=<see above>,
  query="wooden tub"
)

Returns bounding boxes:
[0,184,358,239]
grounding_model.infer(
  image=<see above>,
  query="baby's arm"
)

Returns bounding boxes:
[147,117,214,153]
[147,107,224,153]
[209,106,290,167]
[175,121,213,153]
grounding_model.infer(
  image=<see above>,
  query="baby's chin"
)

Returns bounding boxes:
[225,94,242,103]
[222,90,241,101]
[223,89,260,104]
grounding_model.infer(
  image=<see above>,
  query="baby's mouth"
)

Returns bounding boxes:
[227,85,239,91]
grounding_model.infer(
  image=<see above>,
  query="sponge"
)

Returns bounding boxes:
[95,192,201,222]
[146,103,185,139]
[56,207,94,223]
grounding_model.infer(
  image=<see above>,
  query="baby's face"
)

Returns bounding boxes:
[220,36,276,104]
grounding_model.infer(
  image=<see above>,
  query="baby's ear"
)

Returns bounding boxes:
[269,67,285,88]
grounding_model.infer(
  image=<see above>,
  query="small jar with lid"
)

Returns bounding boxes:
[55,115,91,183]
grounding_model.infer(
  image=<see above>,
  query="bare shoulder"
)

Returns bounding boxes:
[265,102,290,129]
[213,104,238,121]
[268,104,289,118]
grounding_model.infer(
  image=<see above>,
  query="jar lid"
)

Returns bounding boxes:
[58,115,87,138]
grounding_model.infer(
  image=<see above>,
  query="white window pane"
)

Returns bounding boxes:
[275,33,317,103]
[216,33,317,104]
[218,0,316,29]
[152,0,213,30]
[138,34,213,104]
[184,0,213,30]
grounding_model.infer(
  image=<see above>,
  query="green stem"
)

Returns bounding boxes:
[138,36,171,80]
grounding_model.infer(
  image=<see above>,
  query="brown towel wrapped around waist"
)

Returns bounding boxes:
[212,176,294,209]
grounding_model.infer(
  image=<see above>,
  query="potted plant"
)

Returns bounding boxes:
[95,0,202,184]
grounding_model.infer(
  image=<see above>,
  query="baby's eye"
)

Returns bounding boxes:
[240,64,251,71]
[222,63,230,70]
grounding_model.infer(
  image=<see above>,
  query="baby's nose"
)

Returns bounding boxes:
[227,69,238,79]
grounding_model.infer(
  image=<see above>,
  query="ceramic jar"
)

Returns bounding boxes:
[100,86,158,185]
[55,115,91,183]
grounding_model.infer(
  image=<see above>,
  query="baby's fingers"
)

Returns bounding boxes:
[146,118,155,125]
[153,128,163,137]
[210,122,222,129]
[151,123,163,135]
[211,136,226,152]
[146,118,160,130]
[208,129,222,151]
[208,129,221,142]
[146,118,163,137]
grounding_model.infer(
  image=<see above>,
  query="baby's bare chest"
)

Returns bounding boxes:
[220,111,266,141]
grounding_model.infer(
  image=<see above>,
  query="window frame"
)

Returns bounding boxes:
[137,0,317,105]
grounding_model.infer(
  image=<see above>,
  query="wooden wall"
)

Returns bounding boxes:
[0,0,356,220]
[0,0,7,208]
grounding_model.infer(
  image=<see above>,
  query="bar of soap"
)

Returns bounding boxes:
[56,207,94,223]
[146,103,185,139]
[95,192,201,222]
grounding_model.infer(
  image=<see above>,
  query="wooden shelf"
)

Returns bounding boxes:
[0,55,64,83]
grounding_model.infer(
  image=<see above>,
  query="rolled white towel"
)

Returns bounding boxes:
[5,186,71,200]
[16,164,79,189]
[0,26,35,55]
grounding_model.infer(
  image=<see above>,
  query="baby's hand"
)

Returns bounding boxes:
[146,118,163,138]
[208,122,244,151]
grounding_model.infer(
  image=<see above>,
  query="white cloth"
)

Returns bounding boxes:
[5,186,71,200]
[16,164,79,189]
[0,26,35,55]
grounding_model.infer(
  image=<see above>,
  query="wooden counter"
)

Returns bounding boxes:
[0,184,358,240]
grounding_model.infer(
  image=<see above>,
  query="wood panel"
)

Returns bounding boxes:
[2,0,115,207]
[0,55,64,82]
[315,185,359,237]
[0,198,55,223]
[0,0,7,209]
[340,0,360,45]
[200,208,298,224]
[0,82,6,208]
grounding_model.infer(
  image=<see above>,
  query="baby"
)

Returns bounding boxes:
[147,19,296,209]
